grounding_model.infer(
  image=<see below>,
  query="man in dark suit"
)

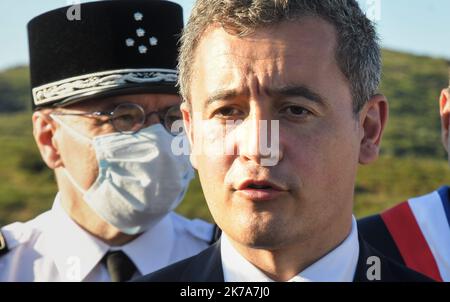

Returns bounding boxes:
[137,0,431,282]
[358,86,450,282]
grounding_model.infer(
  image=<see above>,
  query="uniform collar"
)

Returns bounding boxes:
[115,213,174,275]
[43,193,175,281]
[221,216,359,282]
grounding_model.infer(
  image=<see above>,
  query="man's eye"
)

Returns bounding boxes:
[213,107,244,118]
[115,113,135,123]
[280,106,311,117]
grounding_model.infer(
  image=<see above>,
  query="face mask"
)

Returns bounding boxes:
[52,115,194,235]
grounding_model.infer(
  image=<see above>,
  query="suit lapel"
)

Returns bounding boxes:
[354,234,394,282]
[181,240,224,282]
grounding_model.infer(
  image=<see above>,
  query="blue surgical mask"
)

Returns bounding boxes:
[52,114,194,234]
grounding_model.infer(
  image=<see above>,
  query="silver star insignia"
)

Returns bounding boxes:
[149,37,158,46]
[134,12,143,21]
[138,45,148,54]
[136,28,146,37]
[125,38,135,47]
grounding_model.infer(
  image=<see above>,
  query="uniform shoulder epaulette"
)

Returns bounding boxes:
[0,229,9,256]
[0,221,40,255]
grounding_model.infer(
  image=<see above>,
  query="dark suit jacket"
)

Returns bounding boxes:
[135,234,432,282]
[358,214,406,266]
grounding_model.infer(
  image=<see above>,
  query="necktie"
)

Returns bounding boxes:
[103,250,137,282]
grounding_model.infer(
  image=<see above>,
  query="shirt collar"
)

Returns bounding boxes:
[221,216,359,282]
[119,213,174,275]
[43,194,109,281]
[43,193,175,281]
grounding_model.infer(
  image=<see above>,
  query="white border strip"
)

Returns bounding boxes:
[408,191,450,281]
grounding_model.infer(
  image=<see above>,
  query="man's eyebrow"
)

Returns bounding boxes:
[205,89,243,106]
[268,85,327,105]
[204,85,327,107]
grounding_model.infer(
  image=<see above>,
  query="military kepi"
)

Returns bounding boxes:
[28,0,183,110]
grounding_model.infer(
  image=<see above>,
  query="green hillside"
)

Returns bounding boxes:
[380,50,449,158]
[0,66,30,112]
[1,49,450,226]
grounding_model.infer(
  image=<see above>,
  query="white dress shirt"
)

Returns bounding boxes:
[0,193,213,281]
[221,216,359,282]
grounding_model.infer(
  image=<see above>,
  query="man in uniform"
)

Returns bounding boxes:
[137,0,431,282]
[359,84,450,282]
[0,0,213,281]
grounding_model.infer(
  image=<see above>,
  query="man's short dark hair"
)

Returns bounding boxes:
[179,0,381,114]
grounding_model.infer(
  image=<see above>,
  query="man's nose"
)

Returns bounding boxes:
[235,108,282,166]
[144,112,161,127]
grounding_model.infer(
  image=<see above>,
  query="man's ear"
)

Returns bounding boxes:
[359,94,389,165]
[440,88,450,152]
[180,102,197,169]
[32,111,62,169]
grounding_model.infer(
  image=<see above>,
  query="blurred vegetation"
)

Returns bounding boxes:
[380,51,448,158]
[1,49,450,226]
[0,66,30,113]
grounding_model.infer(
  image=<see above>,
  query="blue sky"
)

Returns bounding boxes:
[0,0,449,70]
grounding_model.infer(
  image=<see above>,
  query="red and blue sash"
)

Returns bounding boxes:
[381,186,450,281]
